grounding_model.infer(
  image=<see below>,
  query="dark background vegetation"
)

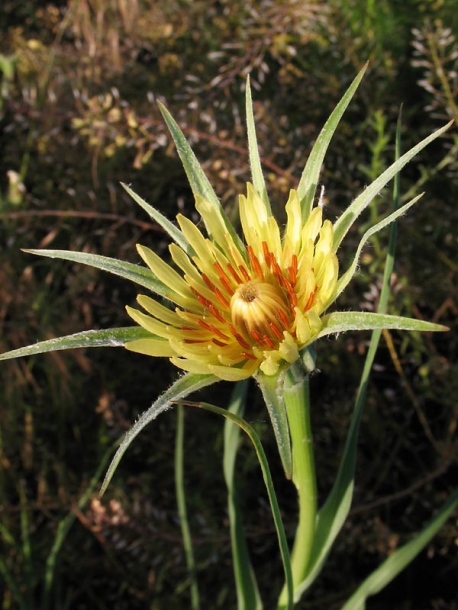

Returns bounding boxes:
[1,1,457,608]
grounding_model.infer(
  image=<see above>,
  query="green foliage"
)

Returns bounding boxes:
[1,1,457,608]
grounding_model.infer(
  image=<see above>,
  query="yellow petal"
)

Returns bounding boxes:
[125,338,176,357]
[126,306,171,339]
[137,244,194,300]
[137,294,182,326]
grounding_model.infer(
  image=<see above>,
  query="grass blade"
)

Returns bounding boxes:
[341,490,458,610]
[224,380,263,610]
[175,405,201,610]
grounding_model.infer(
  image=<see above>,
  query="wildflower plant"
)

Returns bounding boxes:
[1,63,457,608]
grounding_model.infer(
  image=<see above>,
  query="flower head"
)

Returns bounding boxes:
[125,185,338,380]
[122,67,451,382]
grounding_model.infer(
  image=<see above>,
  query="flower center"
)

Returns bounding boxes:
[230,280,292,348]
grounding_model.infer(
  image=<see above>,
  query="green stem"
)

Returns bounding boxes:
[278,360,317,607]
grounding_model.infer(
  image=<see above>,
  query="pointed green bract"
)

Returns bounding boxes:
[341,490,458,610]
[318,311,448,338]
[333,120,453,250]
[0,327,151,361]
[100,372,218,496]
[297,62,368,221]
[24,249,169,297]
[121,182,193,256]
[246,76,270,214]
[256,370,292,480]
[335,193,423,299]
[158,102,246,255]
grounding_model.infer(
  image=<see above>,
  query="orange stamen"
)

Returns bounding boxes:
[191,287,212,309]
[251,330,263,344]
[277,309,290,330]
[262,242,271,268]
[283,278,298,307]
[218,274,235,297]
[230,325,251,349]
[202,274,215,291]
[242,351,258,360]
[214,286,230,308]
[198,319,229,340]
[272,261,285,287]
[262,335,275,349]
[247,245,264,280]
[289,254,298,286]
[227,263,243,284]
[208,304,225,323]
[239,265,251,282]
[304,287,316,311]
[269,322,283,341]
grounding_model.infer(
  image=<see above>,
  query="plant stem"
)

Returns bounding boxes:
[278,360,317,607]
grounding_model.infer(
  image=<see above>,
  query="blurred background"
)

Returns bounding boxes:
[0,1,457,608]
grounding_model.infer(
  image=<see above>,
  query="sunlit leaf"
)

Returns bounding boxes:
[158,102,246,255]
[335,193,423,299]
[0,327,151,361]
[318,311,448,339]
[24,249,169,296]
[121,182,193,255]
[333,120,453,249]
[246,76,270,214]
[297,62,368,221]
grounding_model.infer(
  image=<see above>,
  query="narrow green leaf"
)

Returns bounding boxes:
[0,327,151,361]
[121,182,194,256]
[297,62,369,221]
[341,490,458,610]
[0,561,24,607]
[335,193,423,299]
[24,249,169,297]
[318,311,448,338]
[333,120,453,250]
[256,370,292,480]
[175,406,201,610]
[182,399,293,610]
[224,380,263,610]
[246,76,270,214]
[100,373,218,496]
[158,102,245,255]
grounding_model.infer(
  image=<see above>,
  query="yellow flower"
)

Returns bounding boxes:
[125,184,338,381]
